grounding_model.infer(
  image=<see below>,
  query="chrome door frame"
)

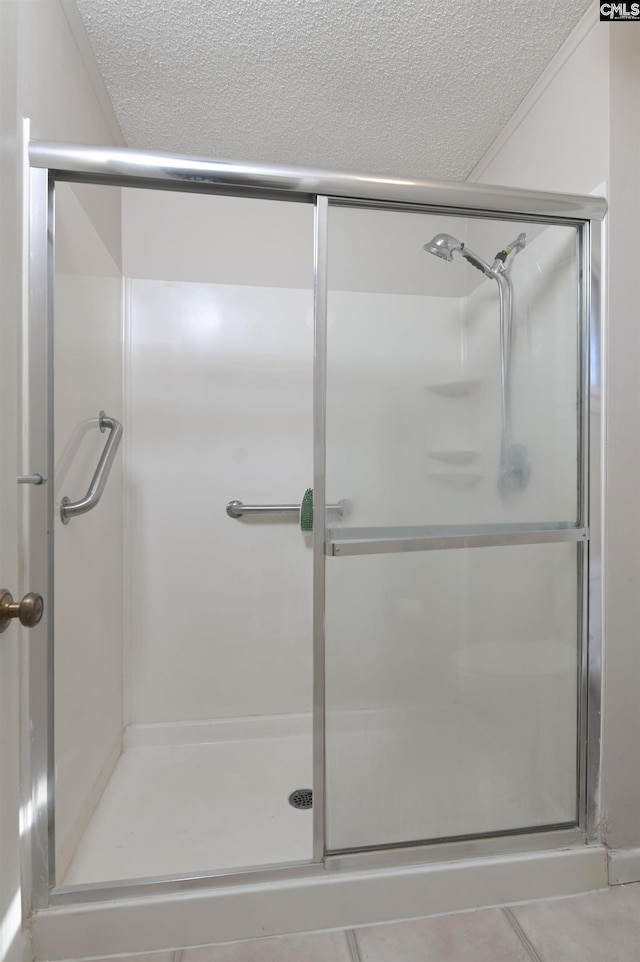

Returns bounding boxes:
[23,165,56,912]
[25,142,605,911]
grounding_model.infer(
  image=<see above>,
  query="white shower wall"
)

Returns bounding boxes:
[121,193,579,743]
[121,192,468,729]
[324,285,468,716]
[124,278,315,724]
[54,182,124,877]
[122,191,315,726]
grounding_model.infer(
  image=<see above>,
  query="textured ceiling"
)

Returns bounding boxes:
[74,0,593,181]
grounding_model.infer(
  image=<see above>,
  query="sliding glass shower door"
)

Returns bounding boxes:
[322,202,585,852]
[50,181,317,886]
[27,142,603,912]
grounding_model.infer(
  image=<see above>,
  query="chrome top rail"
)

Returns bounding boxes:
[29,142,607,221]
[60,412,123,524]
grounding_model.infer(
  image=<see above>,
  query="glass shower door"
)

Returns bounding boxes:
[50,181,317,887]
[323,202,585,852]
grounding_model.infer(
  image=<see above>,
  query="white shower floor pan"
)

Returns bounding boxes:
[62,704,573,887]
[63,717,314,886]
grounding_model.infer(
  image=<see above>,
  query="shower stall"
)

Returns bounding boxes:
[22,142,606,950]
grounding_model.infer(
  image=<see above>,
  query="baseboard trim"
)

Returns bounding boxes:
[32,846,607,960]
[608,847,640,884]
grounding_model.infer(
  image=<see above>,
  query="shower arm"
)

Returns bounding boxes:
[491,233,527,274]
[492,245,520,459]
[496,274,510,457]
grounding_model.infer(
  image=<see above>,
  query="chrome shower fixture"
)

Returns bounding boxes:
[422,232,526,278]
[423,233,493,276]
[422,233,463,262]
[494,233,527,264]
[423,230,530,497]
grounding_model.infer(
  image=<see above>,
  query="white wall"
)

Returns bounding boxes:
[601,26,640,867]
[0,1,124,954]
[468,8,610,194]
[53,183,124,879]
[468,5,640,872]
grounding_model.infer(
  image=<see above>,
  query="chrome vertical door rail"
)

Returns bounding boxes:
[312,197,329,863]
[23,166,55,909]
[585,215,604,842]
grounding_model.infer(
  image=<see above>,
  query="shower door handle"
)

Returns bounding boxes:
[226,499,347,519]
[60,411,123,523]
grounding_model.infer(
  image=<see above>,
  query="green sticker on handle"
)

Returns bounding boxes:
[300,487,313,532]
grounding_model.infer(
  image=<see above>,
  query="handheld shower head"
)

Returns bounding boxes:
[423,233,493,276]
[422,233,463,262]
[422,228,531,497]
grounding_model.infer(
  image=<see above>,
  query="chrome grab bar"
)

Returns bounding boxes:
[60,411,123,524]
[226,499,347,519]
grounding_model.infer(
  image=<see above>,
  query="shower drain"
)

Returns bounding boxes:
[288,788,313,810]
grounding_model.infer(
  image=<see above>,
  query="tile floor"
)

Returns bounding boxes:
[85,883,640,962]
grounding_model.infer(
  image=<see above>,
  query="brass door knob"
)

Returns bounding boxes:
[0,589,44,632]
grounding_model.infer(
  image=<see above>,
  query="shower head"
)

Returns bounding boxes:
[423,233,494,277]
[422,233,463,262]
